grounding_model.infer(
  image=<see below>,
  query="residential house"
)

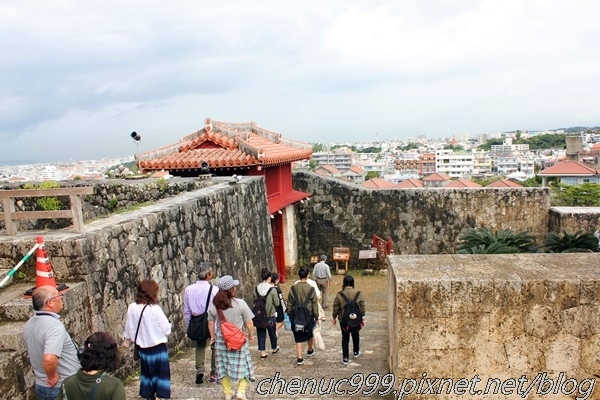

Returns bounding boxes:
[395,178,424,188]
[435,149,473,178]
[486,179,523,188]
[361,178,395,189]
[446,178,482,188]
[418,153,436,176]
[423,172,451,188]
[341,165,365,184]
[315,164,342,178]
[538,160,600,187]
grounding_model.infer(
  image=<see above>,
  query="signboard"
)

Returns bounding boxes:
[359,249,377,259]
[332,247,350,261]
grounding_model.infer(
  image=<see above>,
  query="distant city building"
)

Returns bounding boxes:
[435,149,473,178]
[311,151,352,171]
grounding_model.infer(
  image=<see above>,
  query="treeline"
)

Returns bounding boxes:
[478,134,567,151]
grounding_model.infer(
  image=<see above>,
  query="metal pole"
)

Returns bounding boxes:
[0,243,41,288]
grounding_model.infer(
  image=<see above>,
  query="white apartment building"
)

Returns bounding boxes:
[435,149,474,178]
[41,165,63,181]
[310,151,352,171]
[495,157,520,174]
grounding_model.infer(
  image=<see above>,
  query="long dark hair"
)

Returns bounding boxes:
[213,287,235,310]
[80,332,120,372]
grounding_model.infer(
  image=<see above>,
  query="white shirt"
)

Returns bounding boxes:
[294,278,322,299]
[124,302,171,348]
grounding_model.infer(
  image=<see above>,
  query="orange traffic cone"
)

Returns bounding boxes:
[24,236,68,297]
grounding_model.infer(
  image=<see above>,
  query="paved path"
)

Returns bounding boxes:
[124,310,390,399]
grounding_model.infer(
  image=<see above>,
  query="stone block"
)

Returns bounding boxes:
[581,334,600,376]
[0,321,26,352]
[560,302,600,338]
[524,305,560,338]
[473,342,509,375]
[505,334,544,372]
[488,308,525,343]
[396,317,447,350]
[445,312,489,349]
[544,333,580,372]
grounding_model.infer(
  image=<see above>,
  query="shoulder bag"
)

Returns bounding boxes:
[187,285,213,341]
[133,304,148,361]
[216,307,247,351]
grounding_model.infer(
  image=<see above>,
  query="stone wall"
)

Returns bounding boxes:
[0,177,215,232]
[293,172,551,264]
[548,207,600,234]
[0,177,275,399]
[388,254,599,400]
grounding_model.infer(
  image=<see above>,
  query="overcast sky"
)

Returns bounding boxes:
[1,0,599,164]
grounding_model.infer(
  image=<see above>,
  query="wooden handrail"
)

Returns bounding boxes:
[0,187,94,236]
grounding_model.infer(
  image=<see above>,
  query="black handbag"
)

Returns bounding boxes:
[133,304,148,361]
[187,286,213,341]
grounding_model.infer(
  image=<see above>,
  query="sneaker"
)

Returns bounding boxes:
[272,346,280,355]
[236,393,247,400]
[210,374,217,383]
[296,357,304,365]
[307,349,314,357]
[342,357,348,365]
[195,372,204,384]
[354,350,361,357]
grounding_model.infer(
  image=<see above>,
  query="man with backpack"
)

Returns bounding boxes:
[184,262,219,384]
[332,275,365,365]
[287,265,320,365]
[253,269,280,359]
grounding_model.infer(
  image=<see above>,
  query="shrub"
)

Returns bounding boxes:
[544,230,599,253]
[457,228,537,254]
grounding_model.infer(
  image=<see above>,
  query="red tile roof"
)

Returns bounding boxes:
[316,165,341,175]
[486,179,523,188]
[138,118,313,171]
[423,172,451,181]
[361,178,395,189]
[346,166,364,175]
[538,160,598,176]
[395,178,424,188]
[446,178,482,188]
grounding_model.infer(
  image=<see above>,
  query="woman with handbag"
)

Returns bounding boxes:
[58,332,125,400]
[124,279,172,400]
[208,275,255,400]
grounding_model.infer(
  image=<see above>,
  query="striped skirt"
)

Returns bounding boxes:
[139,343,170,399]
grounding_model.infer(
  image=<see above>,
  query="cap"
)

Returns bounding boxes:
[217,275,240,291]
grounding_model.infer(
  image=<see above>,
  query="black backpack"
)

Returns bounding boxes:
[290,286,315,333]
[339,291,363,333]
[252,287,271,329]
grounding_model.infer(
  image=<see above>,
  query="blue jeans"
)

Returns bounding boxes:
[35,384,60,400]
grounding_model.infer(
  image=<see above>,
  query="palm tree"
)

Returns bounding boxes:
[457,228,537,254]
[544,229,599,253]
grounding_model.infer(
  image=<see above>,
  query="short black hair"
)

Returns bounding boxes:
[270,272,279,283]
[343,275,355,288]
[298,265,310,279]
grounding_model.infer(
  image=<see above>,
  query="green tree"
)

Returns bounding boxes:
[544,230,598,253]
[365,171,380,180]
[312,143,324,153]
[552,183,600,207]
[308,160,319,171]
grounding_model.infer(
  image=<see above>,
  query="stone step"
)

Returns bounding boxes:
[124,310,390,399]
[333,219,347,231]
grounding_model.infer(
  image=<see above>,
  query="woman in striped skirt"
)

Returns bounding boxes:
[124,279,172,399]
[208,275,255,400]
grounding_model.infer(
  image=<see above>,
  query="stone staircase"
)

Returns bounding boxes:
[124,310,391,400]
[313,201,372,250]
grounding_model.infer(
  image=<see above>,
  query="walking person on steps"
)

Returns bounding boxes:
[313,255,332,309]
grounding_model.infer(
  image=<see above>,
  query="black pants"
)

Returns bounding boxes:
[257,319,278,351]
[341,329,360,358]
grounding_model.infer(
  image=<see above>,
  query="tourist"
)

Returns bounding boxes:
[23,285,81,400]
[254,269,280,358]
[332,275,366,365]
[208,275,255,400]
[58,332,125,399]
[124,279,172,400]
[270,272,286,332]
[184,262,219,384]
[287,265,319,365]
[312,255,332,308]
